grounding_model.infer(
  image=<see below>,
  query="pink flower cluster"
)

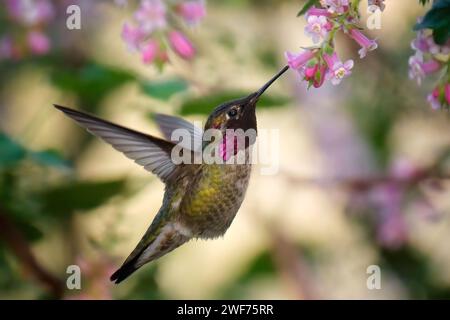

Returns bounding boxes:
[349,158,440,249]
[0,0,54,61]
[409,27,450,110]
[120,0,206,66]
[285,0,379,88]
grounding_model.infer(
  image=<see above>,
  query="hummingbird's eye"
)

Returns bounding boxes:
[227,108,238,118]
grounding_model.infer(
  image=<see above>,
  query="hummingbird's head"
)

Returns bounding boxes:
[204,65,289,133]
[204,93,259,133]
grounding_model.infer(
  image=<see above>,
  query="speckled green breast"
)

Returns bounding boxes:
[179,162,252,238]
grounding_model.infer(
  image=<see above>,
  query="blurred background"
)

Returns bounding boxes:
[1,0,450,299]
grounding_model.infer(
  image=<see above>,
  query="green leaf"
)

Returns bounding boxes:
[258,94,291,109]
[257,48,279,69]
[240,251,276,282]
[14,219,44,242]
[323,43,335,55]
[0,133,26,168]
[29,150,72,170]
[297,0,320,17]
[379,246,450,299]
[432,26,450,44]
[179,91,290,115]
[414,0,450,44]
[141,78,188,101]
[121,265,164,300]
[40,179,128,216]
[0,134,71,170]
[315,69,322,82]
[51,63,134,107]
[218,250,276,299]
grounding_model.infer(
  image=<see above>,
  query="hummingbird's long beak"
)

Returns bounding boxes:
[253,65,289,100]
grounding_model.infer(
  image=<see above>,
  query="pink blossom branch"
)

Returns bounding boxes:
[280,169,450,191]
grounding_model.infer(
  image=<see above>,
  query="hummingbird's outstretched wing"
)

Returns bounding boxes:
[54,105,183,184]
[153,113,203,152]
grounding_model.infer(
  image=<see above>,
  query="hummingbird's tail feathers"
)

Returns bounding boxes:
[53,104,184,184]
[110,258,141,284]
[110,222,190,284]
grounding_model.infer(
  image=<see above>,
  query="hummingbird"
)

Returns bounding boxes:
[54,65,288,284]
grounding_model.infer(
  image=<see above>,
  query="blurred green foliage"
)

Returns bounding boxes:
[0,0,449,300]
[297,0,320,16]
[415,0,450,44]
[39,179,128,216]
[141,78,189,101]
[179,91,290,115]
[219,250,276,299]
[50,62,134,108]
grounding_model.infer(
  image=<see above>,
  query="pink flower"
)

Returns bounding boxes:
[371,183,408,249]
[304,64,318,79]
[390,158,419,181]
[284,50,315,70]
[368,0,386,11]
[27,31,50,55]
[445,84,450,106]
[140,40,159,64]
[313,64,327,88]
[349,29,378,58]
[305,7,331,18]
[324,53,353,85]
[412,199,440,221]
[168,31,195,60]
[411,31,430,53]
[421,59,441,74]
[427,87,442,110]
[302,62,327,88]
[408,54,440,85]
[408,55,424,84]
[178,0,206,25]
[121,23,145,51]
[6,0,54,26]
[305,15,331,44]
[371,183,403,211]
[426,37,450,56]
[377,211,408,249]
[134,0,167,33]
[35,0,54,22]
[322,0,349,14]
